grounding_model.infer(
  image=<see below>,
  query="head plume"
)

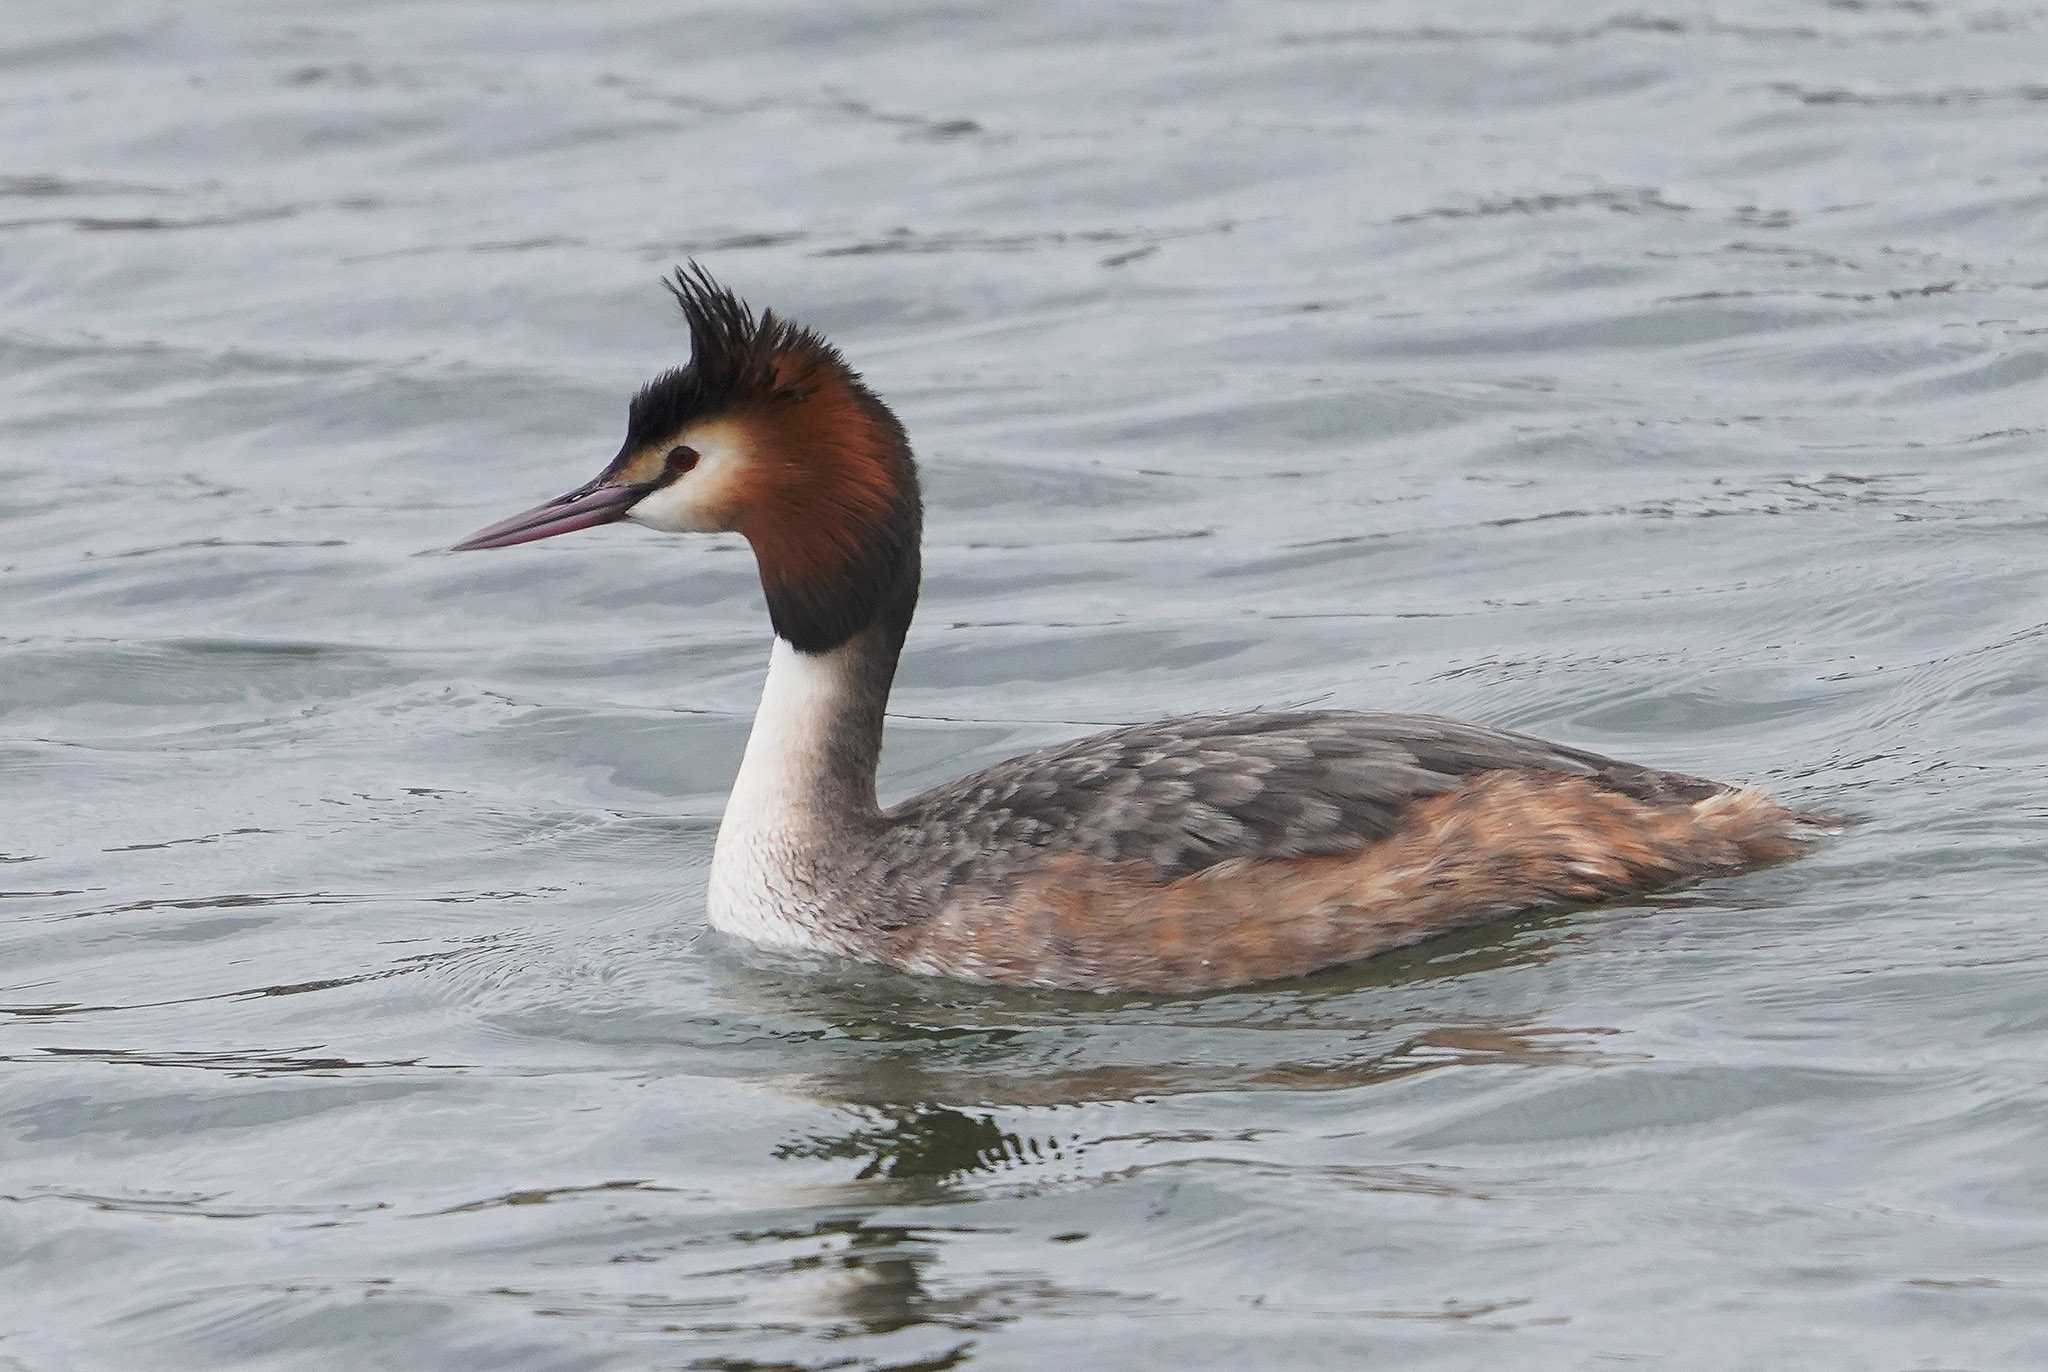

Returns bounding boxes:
[625,263,832,443]
[627,263,922,656]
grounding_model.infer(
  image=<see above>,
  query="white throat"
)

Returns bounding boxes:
[706,636,884,949]
[727,637,876,824]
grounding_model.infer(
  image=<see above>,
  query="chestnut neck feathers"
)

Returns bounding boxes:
[627,265,923,658]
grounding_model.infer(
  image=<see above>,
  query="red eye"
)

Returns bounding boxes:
[666,445,699,474]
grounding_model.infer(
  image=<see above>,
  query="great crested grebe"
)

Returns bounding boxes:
[452,265,1823,993]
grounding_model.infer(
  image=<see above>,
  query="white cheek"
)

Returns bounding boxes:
[625,476,723,533]
[623,423,749,534]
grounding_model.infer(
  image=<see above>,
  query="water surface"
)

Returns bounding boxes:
[7,2,2048,1367]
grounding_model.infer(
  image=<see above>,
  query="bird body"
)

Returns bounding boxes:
[452,266,1821,992]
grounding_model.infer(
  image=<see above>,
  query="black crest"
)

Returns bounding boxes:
[622,262,835,447]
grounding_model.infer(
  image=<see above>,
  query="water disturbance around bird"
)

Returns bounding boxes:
[6,3,2048,1368]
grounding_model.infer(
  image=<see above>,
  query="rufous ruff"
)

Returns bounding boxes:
[451,264,1825,993]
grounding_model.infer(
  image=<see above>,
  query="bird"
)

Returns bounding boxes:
[450,264,1824,993]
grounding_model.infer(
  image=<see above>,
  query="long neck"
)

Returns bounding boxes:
[725,555,916,834]
[728,394,922,838]
[706,556,917,948]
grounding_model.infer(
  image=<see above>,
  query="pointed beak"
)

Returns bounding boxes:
[449,478,651,552]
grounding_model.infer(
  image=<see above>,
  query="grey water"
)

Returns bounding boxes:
[6,2,2048,1367]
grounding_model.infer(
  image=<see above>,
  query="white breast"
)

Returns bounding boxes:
[706,826,838,951]
[706,637,867,953]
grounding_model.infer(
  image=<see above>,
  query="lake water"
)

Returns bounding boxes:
[7,2,2048,1367]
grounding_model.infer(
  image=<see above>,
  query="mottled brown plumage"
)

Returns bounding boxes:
[884,770,1817,991]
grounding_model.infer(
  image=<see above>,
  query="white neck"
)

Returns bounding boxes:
[724,636,881,827]
[706,634,891,948]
